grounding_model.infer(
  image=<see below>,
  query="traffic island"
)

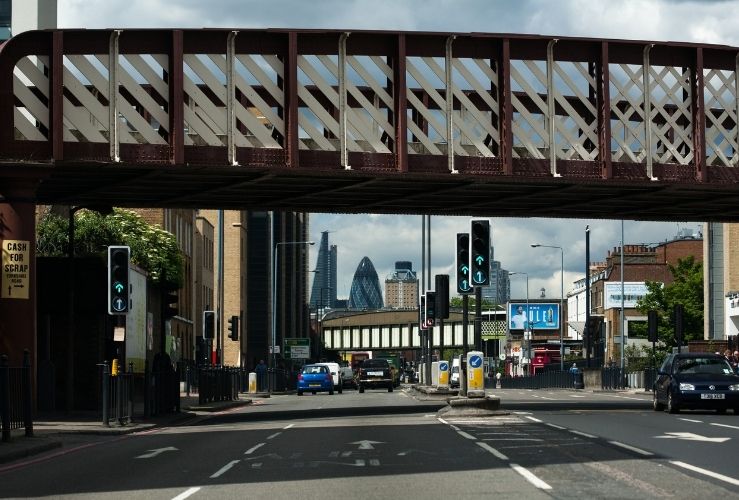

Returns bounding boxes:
[411,385,459,400]
[438,395,507,417]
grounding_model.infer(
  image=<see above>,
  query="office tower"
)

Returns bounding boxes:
[348,257,384,309]
[385,261,418,309]
[310,231,337,310]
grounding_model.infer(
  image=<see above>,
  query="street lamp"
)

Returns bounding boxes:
[531,244,564,371]
[271,240,314,392]
[510,272,529,373]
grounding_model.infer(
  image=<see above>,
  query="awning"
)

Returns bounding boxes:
[569,321,585,336]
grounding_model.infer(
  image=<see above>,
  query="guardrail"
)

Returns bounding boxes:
[100,360,134,426]
[500,370,575,390]
[0,351,33,441]
[198,366,245,404]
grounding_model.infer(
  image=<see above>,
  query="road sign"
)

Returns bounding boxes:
[1,239,30,299]
[284,338,310,359]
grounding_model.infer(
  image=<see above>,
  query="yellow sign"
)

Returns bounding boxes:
[467,351,485,393]
[2,239,30,299]
[438,360,449,387]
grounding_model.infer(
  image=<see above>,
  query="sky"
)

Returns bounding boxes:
[56,0,735,299]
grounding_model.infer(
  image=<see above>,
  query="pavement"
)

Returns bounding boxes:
[0,392,258,466]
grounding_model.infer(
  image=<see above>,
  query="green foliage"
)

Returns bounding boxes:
[450,296,499,309]
[37,208,184,289]
[624,343,669,372]
[635,256,703,349]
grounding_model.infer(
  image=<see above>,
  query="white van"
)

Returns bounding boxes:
[450,357,461,388]
[316,362,343,394]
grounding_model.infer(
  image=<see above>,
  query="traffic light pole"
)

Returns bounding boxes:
[474,286,482,351]
[462,295,469,353]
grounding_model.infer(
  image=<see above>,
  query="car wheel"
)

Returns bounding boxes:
[388,385,393,393]
[359,385,365,393]
[338,385,343,394]
[312,391,316,395]
[653,393,665,411]
[667,392,679,414]
[297,391,303,396]
[329,389,334,395]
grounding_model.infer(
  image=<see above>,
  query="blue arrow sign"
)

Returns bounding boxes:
[439,362,449,371]
[473,271,486,284]
[469,355,482,368]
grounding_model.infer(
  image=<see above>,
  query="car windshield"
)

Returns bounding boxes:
[302,365,327,374]
[362,359,389,368]
[675,357,734,375]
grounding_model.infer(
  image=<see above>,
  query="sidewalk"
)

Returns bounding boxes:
[0,393,254,466]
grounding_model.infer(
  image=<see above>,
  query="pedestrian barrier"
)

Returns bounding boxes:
[601,367,626,390]
[100,360,134,426]
[0,351,33,441]
[198,366,242,404]
[500,370,574,390]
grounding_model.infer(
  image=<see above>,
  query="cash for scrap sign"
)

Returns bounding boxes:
[2,240,30,299]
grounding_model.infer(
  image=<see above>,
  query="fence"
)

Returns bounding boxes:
[0,351,33,441]
[601,367,626,390]
[198,366,246,404]
[100,361,135,426]
[500,370,576,390]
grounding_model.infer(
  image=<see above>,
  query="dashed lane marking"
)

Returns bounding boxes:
[244,443,265,455]
[608,440,653,456]
[457,431,477,440]
[511,463,552,490]
[569,430,597,439]
[670,460,739,486]
[710,422,739,430]
[266,432,281,440]
[546,423,566,430]
[679,418,703,423]
[525,416,543,423]
[210,460,239,479]
[172,487,201,500]
[476,441,508,460]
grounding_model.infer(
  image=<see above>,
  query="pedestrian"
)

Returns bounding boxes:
[569,362,579,374]
[733,351,739,368]
[255,359,267,392]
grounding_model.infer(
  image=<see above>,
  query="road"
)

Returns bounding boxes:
[1,387,738,499]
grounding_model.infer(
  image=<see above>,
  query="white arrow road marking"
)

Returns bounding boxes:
[655,432,730,443]
[349,440,384,450]
[210,460,240,478]
[136,447,178,459]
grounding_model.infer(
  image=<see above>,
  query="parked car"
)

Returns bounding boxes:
[653,352,739,414]
[297,364,334,396]
[339,364,356,389]
[316,362,343,394]
[357,358,393,393]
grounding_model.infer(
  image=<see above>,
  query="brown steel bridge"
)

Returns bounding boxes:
[1,28,739,220]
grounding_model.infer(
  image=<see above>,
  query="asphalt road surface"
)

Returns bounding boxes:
[1,387,738,499]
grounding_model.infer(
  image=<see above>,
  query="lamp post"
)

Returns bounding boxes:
[271,240,314,392]
[510,272,529,374]
[531,244,564,371]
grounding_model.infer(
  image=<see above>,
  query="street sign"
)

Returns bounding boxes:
[284,338,310,359]
[1,239,30,299]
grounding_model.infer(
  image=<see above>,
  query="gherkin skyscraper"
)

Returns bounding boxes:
[348,257,384,309]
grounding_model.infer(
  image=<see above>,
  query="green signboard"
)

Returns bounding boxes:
[284,338,310,359]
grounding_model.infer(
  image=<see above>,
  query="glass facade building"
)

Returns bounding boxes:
[0,0,11,41]
[348,256,384,310]
[309,231,337,310]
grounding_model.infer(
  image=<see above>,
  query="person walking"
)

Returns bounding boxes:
[255,359,267,392]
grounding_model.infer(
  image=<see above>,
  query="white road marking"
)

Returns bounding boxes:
[210,460,239,479]
[570,430,597,439]
[266,432,281,440]
[437,418,449,425]
[354,459,365,466]
[679,418,703,423]
[546,423,566,430]
[251,463,262,469]
[569,394,585,398]
[483,438,544,442]
[510,463,552,490]
[369,459,380,466]
[136,447,178,459]
[711,422,739,430]
[172,487,201,500]
[655,432,730,443]
[350,440,384,450]
[341,451,352,457]
[671,460,739,486]
[525,416,543,423]
[476,441,508,460]
[450,425,460,431]
[608,441,653,456]
[457,431,477,440]
[328,451,339,458]
[283,424,294,430]
[244,443,265,455]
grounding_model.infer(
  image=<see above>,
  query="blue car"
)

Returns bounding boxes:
[297,364,334,396]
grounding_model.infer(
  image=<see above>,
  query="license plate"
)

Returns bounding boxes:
[309,384,321,387]
[368,371,383,376]
[701,393,725,399]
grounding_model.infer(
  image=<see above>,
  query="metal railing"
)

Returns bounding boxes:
[500,370,575,390]
[0,351,33,441]
[601,367,626,390]
[198,366,247,405]
[100,361,134,426]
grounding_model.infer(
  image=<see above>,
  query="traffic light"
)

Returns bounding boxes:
[163,289,178,320]
[648,310,658,342]
[425,291,436,327]
[419,295,426,333]
[435,274,449,319]
[470,220,490,286]
[456,233,471,294]
[228,315,239,341]
[203,311,215,339]
[107,246,130,315]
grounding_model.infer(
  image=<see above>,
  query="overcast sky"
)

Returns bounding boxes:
[57,0,734,299]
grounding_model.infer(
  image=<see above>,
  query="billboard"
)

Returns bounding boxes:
[604,282,649,309]
[508,302,560,331]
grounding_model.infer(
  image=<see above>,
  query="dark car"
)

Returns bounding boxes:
[357,358,393,393]
[297,364,334,396]
[653,353,739,414]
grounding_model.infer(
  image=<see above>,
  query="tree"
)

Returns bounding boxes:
[634,256,703,350]
[37,208,184,289]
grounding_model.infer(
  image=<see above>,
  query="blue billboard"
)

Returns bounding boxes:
[508,303,560,331]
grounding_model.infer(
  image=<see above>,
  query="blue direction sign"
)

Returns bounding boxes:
[439,362,449,371]
[469,355,482,368]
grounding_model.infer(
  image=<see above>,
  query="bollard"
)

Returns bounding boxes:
[116,363,123,425]
[111,358,119,377]
[438,360,450,389]
[248,372,257,394]
[466,351,485,397]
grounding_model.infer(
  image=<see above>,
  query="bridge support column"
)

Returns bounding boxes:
[0,181,38,385]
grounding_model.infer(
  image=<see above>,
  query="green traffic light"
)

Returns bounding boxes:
[114,282,124,294]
